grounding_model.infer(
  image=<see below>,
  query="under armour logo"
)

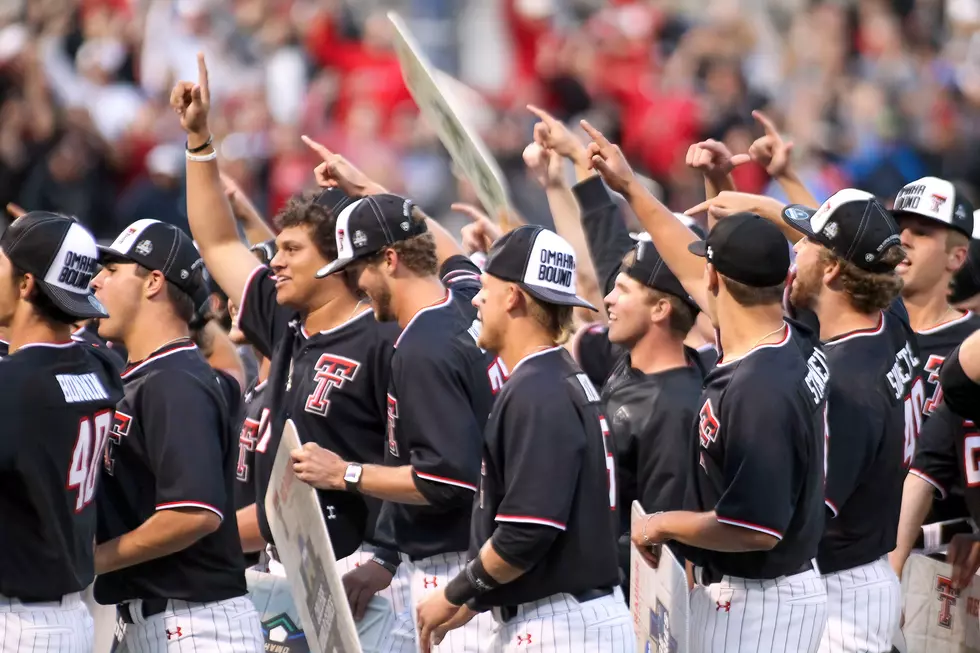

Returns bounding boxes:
[423,576,438,589]
[325,505,337,520]
[517,634,532,646]
[166,627,183,640]
[716,601,731,612]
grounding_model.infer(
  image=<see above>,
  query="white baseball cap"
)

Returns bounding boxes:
[891,176,974,237]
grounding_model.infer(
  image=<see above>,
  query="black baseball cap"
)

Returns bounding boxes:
[0,211,107,319]
[687,212,790,287]
[891,176,974,238]
[781,188,903,273]
[950,213,980,304]
[315,194,427,278]
[314,187,355,216]
[484,225,596,310]
[623,240,699,313]
[99,219,207,302]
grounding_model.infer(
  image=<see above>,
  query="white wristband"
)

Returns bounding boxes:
[186,150,218,163]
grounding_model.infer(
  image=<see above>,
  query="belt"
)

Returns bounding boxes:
[495,587,613,623]
[696,560,815,587]
[117,598,169,624]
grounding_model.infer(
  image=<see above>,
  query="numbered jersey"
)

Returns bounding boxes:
[0,342,123,601]
[237,263,400,559]
[380,255,499,559]
[94,339,247,605]
[471,347,621,606]
[911,403,980,522]
[681,321,828,580]
[817,302,924,574]
[235,379,270,512]
[917,311,980,420]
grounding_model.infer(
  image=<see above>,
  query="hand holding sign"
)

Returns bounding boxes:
[170,53,211,140]
[747,110,795,178]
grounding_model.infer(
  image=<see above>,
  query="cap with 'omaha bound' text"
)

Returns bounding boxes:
[891,176,974,238]
[484,225,596,310]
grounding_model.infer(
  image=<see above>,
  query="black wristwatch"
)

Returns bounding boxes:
[344,463,363,493]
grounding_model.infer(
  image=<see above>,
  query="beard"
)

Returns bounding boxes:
[789,264,821,310]
[369,282,395,322]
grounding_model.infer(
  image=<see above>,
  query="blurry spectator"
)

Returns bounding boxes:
[116,143,188,234]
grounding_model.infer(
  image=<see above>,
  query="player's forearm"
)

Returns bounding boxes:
[237,503,267,553]
[774,170,818,210]
[656,510,779,552]
[621,180,710,314]
[480,540,526,584]
[95,508,221,574]
[232,192,276,246]
[185,134,242,251]
[891,475,935,573]
[424,215,467,268]
[358,464,429,505]
[704,174,736,200]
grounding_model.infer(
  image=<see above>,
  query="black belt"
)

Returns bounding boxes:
[696,560,814,587]
[117,598,169,624]
[496,587,614,623]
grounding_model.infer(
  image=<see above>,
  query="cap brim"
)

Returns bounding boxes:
[520,283,597,311]
[890,209,973,237]
[97,245,136,265]
[687,239,708,258]
[315,256,356,279]
[780,205,820,238]
[37,282,108,319]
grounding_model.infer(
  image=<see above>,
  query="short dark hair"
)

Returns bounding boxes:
[722,276,786,307]
[133,265,196,324]
[11,264,76,326]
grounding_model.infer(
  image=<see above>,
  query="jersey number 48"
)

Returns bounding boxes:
[67,410,114,513]
[904,378,925,466]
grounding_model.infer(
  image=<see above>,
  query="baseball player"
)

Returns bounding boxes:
[582,122,830,653]
[90,219,263,651]
[313,192,500,652]
[415,225,632,652]
[948,221,980,313]
[777,190,920,652]
[0,211,124,653]
[175,56,406,651]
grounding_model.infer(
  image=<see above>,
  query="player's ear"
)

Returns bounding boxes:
[18,271,34,300]
[948,243,969,273]
[143,269,167,299]
[382,247,398,274]
[706,264,720,296]
[648,295,670,325]
[506,284,522,312]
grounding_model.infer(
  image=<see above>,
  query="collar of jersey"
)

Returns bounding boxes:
[291,307,373,340]
[916,309,974,335]
[122,338,197,379]
[510,345,562,375]
[393,290,453,349]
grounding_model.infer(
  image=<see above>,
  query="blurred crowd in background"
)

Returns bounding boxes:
[1,0,979,243]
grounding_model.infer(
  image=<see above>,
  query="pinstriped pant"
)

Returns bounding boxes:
[487,588,633,652]
[114,597,263,652]
[690,568,828,653]
[818,557,901,653]
[0,592,92,653]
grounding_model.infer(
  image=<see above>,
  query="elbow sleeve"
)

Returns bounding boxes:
[490,523,562,570]
[412,472,475,509]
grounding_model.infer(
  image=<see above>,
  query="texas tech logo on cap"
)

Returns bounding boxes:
[893,177,974,237]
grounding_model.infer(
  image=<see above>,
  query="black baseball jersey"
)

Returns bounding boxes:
[910,403,980,521]
[237,264,399,559]
[0,342,123,601]
[682,321,828,579]
[0,338,7,358]
[471,347,621,606]
[72,325,126,371]
[94,339,247,604]
[379,256,500,559]
[235,377,269,567]
[817,302,924,574]
[918,311,980,420]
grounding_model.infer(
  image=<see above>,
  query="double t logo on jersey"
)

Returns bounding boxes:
[305,354,360,417]
[698,400,719,449]
[103,411,133,475]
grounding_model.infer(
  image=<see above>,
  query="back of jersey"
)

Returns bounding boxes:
[0,342,123,600]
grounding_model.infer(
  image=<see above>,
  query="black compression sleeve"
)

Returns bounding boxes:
[489,522,562,570]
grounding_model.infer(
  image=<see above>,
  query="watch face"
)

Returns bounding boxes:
[344,464,362,483]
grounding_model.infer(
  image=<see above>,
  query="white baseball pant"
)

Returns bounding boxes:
[0,592,92,653]
[818,557,901,653]
[486,587,633,652]
[691,565,828,653]
[394,551,497,653]
[113,596,263,652]
[259,544,409,653]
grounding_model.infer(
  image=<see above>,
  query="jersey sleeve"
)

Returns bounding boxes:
[392,347,482,505]
[570,323,621,388]
[237,264,294,360]
[573,175,635,298]
[823,389,883,516]
[940,345,980,422]
[910,402,961,499]
[712,382,804,540]
[439,255,482,304]
[139,371,227,520]
[494,386,585,531]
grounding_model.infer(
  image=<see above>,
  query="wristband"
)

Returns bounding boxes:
[186,150,218,163]
[444,555,500,606]
[186,135,213,153]
[370,556,398,576]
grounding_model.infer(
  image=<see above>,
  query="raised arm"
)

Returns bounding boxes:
[581,120,710,314]
[685,191,800,244]
[685,139,749,200]
[173,54,266,305]
[747,110,817,207]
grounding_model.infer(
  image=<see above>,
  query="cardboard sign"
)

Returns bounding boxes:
[630,501,690,652]
[388,11,512,226]
[265,419,362,653]
[901,553,980,653]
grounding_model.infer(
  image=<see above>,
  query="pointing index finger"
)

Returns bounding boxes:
[752,110,779,137]
[301,135,333,160]
[196,52,210,103]
[684,200,712,216]
[526,104,556,126]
